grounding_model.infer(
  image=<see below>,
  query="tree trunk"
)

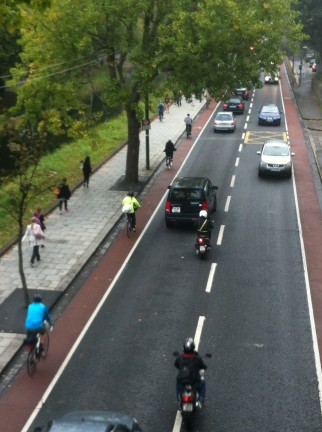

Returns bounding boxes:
[18,212,30,307]
[125,94,141,184]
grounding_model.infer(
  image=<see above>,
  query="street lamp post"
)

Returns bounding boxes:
[145,93,150,170]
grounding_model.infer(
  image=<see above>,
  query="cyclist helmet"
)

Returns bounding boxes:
[183,337,195,354]
[127,191,134,197]
[199,210,207,218]
[33,294,42,303]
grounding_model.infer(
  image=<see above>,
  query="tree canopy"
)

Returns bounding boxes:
[6,0,305,183]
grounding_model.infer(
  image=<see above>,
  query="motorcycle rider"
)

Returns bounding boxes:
[194,210,214,246]
[175,337,207,407]
[184,114,193,136]
[163,139,176,166]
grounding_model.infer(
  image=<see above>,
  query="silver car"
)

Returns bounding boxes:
[214,111,236,133]
[257,139,295,178]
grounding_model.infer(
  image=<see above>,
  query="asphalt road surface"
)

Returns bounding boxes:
[7,76,322,432]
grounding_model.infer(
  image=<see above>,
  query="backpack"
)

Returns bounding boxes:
[177,361,199,385]
[33,223,43,240]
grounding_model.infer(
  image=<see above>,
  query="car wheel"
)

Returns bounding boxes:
[258,170,262,177]
[165,219,172,228]
[214,129,217,133]
[213,196,217,212]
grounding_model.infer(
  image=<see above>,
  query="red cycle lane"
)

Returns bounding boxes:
[0,104,217,432]
[281,65,322,360]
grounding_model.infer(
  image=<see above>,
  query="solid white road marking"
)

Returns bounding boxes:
[230,175,236,187]
[206,263,217,293]
[224,196,231,212]
[217,225,225,245]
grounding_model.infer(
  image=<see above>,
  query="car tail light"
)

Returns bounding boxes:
[165,201,171,214]
[201,201,208,211]
[223,103,228,109]
[245,90,249,97]
[238,104,243,108]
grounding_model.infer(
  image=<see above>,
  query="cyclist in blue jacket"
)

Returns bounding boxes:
[25,294,53,349]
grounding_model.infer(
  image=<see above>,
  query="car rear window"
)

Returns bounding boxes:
[217,114,232,121]
[171,189,202,200]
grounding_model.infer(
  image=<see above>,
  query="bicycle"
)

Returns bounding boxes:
[186,124,192,138]
[25,321,50,376]
[165,156,172,169]
[126,213,135,238]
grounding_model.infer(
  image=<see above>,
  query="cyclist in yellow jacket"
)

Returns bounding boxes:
[122,192,141,231]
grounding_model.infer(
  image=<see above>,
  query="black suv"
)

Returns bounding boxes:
[165,177,218,227]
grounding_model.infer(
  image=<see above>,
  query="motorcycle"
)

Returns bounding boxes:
[195,233,211,258]
[173,352,211,429]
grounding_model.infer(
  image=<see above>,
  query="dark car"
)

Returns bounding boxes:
[165,177,218,227]
[235,87,249,100]
[35,411,143,432]
[258,104,282,126]
[223,97,245,114]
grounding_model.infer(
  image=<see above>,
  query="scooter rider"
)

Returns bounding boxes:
[175,337,207,406]
[194,210,214,243]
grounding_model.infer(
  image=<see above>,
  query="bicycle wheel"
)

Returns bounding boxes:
[42,332,50,359]
[27,349,37,376]
[127,216,132,238]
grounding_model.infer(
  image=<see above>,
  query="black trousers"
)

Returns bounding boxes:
[31,245,40,264]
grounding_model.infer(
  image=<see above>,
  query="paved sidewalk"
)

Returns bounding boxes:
[0,97,205,373]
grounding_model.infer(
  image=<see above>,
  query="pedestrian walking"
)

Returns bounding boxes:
[165,95,170,113]
[158,101,165,122]
[57,178,71,214]
[33,207,46,232]
[82,155,92,188]
[22,217,46,267]
[175,90,182,106]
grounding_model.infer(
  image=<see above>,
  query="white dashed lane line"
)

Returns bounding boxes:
[217,225,225,245]
[224,196,231,212]
[230,175,236,187]
[205,263,217,293]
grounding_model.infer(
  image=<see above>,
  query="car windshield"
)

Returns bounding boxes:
[263,145,289,156]
[216,114,232,121]
[262,106,278,113]
[171,189,202,200]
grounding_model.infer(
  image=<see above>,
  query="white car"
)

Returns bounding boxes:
[213,111,236,133]
[264,74,279,84]
[257,139,295,178]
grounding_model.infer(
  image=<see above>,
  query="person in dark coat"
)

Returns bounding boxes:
[82,156,92,188]
[57,178,71,214]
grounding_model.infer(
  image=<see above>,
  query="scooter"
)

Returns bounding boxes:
[195,233,211,258]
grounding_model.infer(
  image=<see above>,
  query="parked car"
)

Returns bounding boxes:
[264,74,279,84]
[214,111,236,133]
[165,177,218,227]
[312,63,317,72]
[258,104,282,126]
[223,97,245,114]
[257,139,294,178]
[235,87,249,100]
[34,411,144,432]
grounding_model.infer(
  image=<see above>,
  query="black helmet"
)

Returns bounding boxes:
[183,337,195,354]
[127,191,134,197]
[33,294,42,302]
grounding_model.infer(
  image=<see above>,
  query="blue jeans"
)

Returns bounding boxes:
[176,380,206,402]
